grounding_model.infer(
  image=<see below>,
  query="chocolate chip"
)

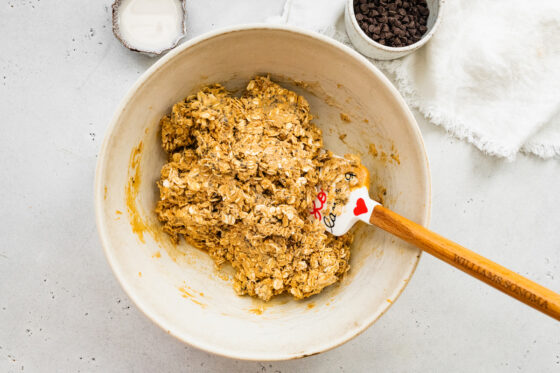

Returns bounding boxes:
[354,0,430,47]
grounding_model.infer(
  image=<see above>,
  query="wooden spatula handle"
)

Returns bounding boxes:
[370,205,560,321]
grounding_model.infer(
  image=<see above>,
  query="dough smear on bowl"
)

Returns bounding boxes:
[155,76,364,301]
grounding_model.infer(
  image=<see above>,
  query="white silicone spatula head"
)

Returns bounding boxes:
[310,186,379,236]
[309,162,379,236]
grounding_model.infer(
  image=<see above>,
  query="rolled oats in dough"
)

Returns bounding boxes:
[156,76,363,301]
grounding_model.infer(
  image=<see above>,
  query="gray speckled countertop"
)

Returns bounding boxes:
[1,1,559,372]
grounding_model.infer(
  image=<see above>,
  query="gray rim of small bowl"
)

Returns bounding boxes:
[347,0,444,52]
[94,24,432,361]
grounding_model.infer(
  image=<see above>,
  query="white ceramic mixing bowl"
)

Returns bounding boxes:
[95,25,431,360]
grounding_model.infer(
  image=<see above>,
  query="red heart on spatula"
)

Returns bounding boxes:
[353,198,368,216]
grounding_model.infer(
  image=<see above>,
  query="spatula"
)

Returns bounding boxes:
[311,161,560,321]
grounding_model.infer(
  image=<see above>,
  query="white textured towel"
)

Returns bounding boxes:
[267,0,560,159]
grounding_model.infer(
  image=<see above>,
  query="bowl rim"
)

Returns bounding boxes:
[346,0,444,52]
[94,23,432,361]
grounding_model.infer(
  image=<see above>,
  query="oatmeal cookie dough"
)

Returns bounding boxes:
[156,76,362,301]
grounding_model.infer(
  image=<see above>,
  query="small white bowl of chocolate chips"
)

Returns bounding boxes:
[345,0,443,60]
